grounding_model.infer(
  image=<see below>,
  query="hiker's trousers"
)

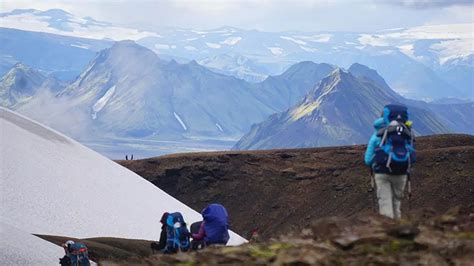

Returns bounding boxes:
[374,173,407,219]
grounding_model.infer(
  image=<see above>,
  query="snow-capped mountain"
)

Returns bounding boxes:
[2,8,472,100]
[0,28,113,80]
[0,62,65,108]
[434,54,474,99]
[135,24,473,100]
[0,107,246,245]
[0,9,157,41]
[233,66,452,150]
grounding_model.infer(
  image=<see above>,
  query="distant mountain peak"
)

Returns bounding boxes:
[40,8,73,17]
[112,40,139,48]
[330,67,348,76]
[1,63,48,108]
[105,40,162,61]
[11,62,30,70]
[348,63,395,93]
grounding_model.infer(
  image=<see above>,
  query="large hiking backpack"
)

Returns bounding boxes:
[68,243,90,266]
[165,212,190,253]
[202,204,230,245]
[374,104,416,175]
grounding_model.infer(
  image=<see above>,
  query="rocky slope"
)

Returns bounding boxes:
[39,207,474,265]
[120,134,474,240]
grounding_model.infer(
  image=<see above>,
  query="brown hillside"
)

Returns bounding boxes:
[119,134,474,240]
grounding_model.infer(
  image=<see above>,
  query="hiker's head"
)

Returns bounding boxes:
[160,212,169,224]
[63,240,74,252]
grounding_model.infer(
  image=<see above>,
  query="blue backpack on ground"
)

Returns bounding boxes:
[165,212,190,253]
[68,242,90,266]
[203,204,230,245]
[374,104,416,175]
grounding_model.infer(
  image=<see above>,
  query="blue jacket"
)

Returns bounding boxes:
[202,204,230,245]
[364,118,385,166]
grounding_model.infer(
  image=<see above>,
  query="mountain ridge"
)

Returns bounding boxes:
[234,65,453,150]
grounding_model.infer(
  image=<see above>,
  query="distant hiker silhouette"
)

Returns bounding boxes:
[364,104,416,219]
[125,155,128,160]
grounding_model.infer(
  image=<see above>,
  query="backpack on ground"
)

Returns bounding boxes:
[202,204,230,245]
[68,242,90,266]
[374,104,416,175]
[165,212,190,253]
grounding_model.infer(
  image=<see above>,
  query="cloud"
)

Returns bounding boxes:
[1,0,472,32]
[385,0,473,9]
[16,89,95,141]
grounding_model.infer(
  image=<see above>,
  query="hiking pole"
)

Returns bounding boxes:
[369,167,377,213]
[407,172,412,212]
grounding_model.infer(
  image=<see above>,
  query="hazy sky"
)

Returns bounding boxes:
[2,0,473,32]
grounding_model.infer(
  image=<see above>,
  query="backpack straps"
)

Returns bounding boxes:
[379,128,388,147]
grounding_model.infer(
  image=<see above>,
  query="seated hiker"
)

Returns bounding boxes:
[163,212,191,253]
[150,212,169,252]
[190,221,205,250]
[364,104,416,219]
[59,240,90,266]
[191,203,230,249]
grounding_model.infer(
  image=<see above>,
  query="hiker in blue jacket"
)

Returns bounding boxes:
[364,104,415,219]
[191,203,230,249]
[364,117,385,166]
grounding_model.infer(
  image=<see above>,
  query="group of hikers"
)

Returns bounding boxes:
[59,203,230,265]
[59,103,415,265]
[149,203,230,253]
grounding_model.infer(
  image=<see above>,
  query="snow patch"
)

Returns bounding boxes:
[184,45,198,51]
[358,34,389,46]
[280,36,307,45]
[155,44,170,50]
[220,36,242,45]
[70,43,91,49]
[295,34,332,43]
[267,47,283,56]
[300,46,318,52]
[0,12,158,41]
[92,85,115,119]
[206,42,221,49]
[191,29,208,35]
[174,112,187,130]
[215,123,224,132]
[398,44,421,60]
